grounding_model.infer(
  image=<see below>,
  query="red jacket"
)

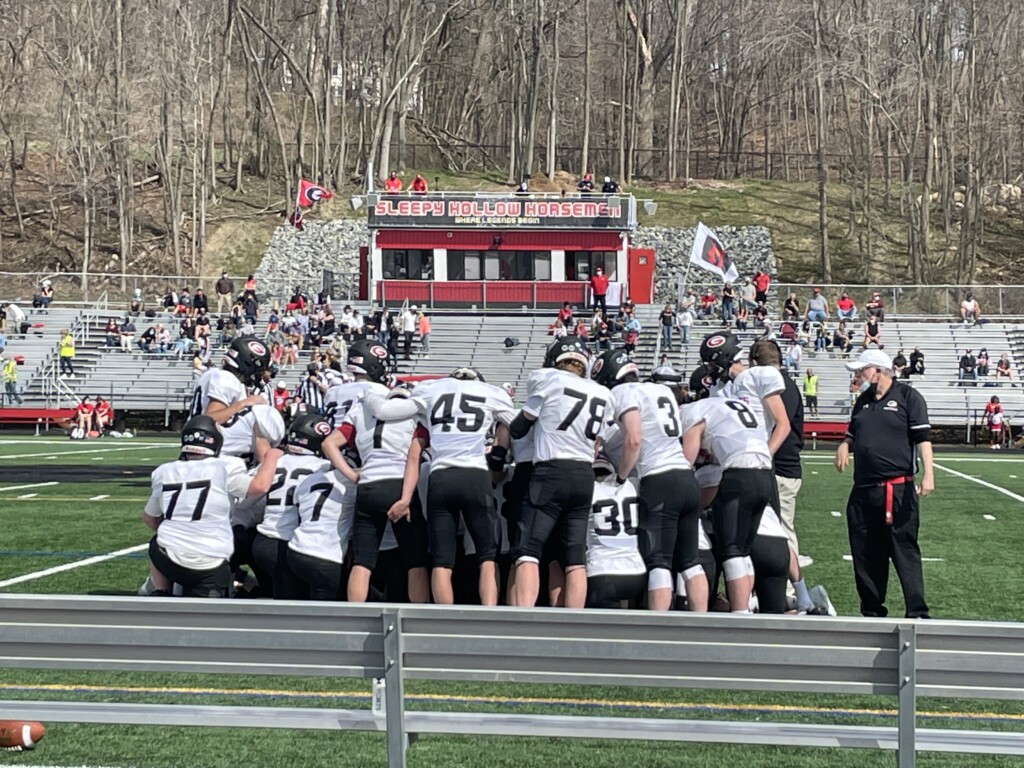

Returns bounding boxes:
[590,274,609,295]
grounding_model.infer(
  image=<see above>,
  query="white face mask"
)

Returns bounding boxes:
[858,380,873,394]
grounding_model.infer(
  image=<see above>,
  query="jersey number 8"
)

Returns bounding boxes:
[558,388,607,440]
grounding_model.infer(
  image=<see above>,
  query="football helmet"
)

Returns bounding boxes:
[451,367,485,382]
[688,365,717,401]
[592,454,615,478]
[699,331,743,372]
[180,415,223,458]
[591,347,639,389]
[544,337,590,369]
[284,413,333,457]
[347,340,389,383]
[224,335,271,387]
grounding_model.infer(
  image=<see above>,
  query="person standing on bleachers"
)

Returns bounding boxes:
[2,353,23,405]
[59,328,76,378]
[215,272,235,315]
[803,368,818,418]
[401,304,417,360]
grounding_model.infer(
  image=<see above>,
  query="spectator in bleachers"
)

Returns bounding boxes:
[734,303,748,332]
[803,368,818,417]
[985,395,1005,449]
[104,317,119,347]
[157,325,171,353]
[864,292,885,322]
[282,340,298,367]
[784,339,802,372]
[173,327,192,359]
[677,304,694,341]
[833,321,853,358]
[836,291,857,321]
[129,288,144,317]
[243,292,259,324]
[3,302,29,336]
[287,286,308,312]
[752,270,771,304]
[960,291,982,325]
[35,279,54,312]
[996,353,1014,383]
[589,308,605,336]
[659,303,676,350]
[118,317,137,354]
[195,308,210,336]
[244,274,257,294]
[174,289,192,316]
[307,319,324,352]
[75,396,94,434]
[94,397,113,433]
[321,305,336,338]
[316,286,331,310]
[601,176,619,193]
[698,288,718,320]
[797,319,813,348]
[958,349,978,384]
[339,305,355,341]
[418,309,431,357]
[813,322,829,353]
[863,316,883,349]
[558,301,574,327]
[191,351,207,377]
[230,299,244,326]
[589,267,609,314]
[623,310,641,354]
[977,348,990,377]
[161,287,178,311]
[573,318,590,347]
[783,292,800,321]
[139,325,157,353]
[739,280,757,311]
[215,272,235,315]
[805,288,829,324]
[59,329,76,378]
[721,281,736,323]
[193,288,209,316]
[593,321,612,351]
[909,347,926,376]
[549,317,568,338]
[892,349,908,378]
[350,308,365,340]
[576,173,594,194]
[3,353,23,405]
[401,305,418,359]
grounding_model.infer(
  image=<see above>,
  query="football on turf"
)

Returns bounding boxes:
[0,720,45,750]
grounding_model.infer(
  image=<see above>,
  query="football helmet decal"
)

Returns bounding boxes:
[285,413,333,457]
[224,335,271,387]
[592,347,638,388]
[180,415,223,458]
[347,340,389,383]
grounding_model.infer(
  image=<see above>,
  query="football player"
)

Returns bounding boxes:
[143,415,281,598]
[287,461,357,601]
[189,335,271,425]
[366,367,515,606]
[750,504,791,614]
[699,331,791,455]
[507,337,611,609]
[336,385,430,603]
[681,367,774,614]
[251,413,337,598]
[593,347,706,612]
[323,340,391,423]
[586,456,647,608]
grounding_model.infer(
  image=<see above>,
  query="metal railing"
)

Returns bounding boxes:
[3,595,1024,768]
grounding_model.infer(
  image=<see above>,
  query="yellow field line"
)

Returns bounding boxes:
[3,683,1023,721]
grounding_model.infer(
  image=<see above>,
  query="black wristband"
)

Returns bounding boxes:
[615,474,627,485]
[486,445,509,472]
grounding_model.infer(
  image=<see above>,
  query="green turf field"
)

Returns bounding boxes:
[2,435,1024,767]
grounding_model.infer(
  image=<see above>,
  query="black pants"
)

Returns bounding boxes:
[846,481,929,618]
[60,357,74,375]
[637,469,701,572]
[287,548,341,600]
[516,460,593,567]
[751,534,789,614]
[403,331,414,358]
[593,294,607,314]
[712,468,773,560]
[251,533,304,600]
[350,478,429,572]
[427,467,496,568]
[148,537,230,598]
[586,573,646,609]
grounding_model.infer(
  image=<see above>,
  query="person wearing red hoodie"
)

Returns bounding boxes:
[384,171,403,193]
[408,174,428,194]
[589,266,609,314]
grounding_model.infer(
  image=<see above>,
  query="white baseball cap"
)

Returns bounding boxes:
[845,349,893,372]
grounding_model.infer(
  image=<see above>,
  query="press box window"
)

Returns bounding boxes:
[383,250,432,279]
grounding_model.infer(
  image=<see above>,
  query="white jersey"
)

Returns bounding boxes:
[608,382,689,477]
[523,369,610,464]
[587,478,646,578]
[511,429,535,465]
[288,469,354,564]
[410,378,515,473]
[145,457,250,565]
[757,505,787,539]
[713,366,785,442]
[342,401,415,485]
[324,380,388,423]
[220,404,285,462]
[190,368,247,417]
[680,398,772,471]
[256,453,330,540]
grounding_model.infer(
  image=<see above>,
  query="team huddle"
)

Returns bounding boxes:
[141,331,831,614]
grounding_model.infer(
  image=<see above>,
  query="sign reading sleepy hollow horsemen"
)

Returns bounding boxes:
[367,193,634,230]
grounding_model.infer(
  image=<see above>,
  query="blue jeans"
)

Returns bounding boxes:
[721,298,734,321]
[807,310,827,324]
[661,325,673,348]
[837,308,856,321]
[679,326,689,343]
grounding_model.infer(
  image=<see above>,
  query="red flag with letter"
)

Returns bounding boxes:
[296,179,332,208]
[688,222,739,283]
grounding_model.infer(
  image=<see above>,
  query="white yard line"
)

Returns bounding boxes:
[933,462,1024,504]
[0,543,147,589]
[17,493,39,499]
[1,445,169,460]
[89,494,110,501]
[0,481,59,493]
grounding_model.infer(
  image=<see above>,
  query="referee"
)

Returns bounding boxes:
[835,349,933,619]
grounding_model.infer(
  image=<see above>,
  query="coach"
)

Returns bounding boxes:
[835,349,933,619]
